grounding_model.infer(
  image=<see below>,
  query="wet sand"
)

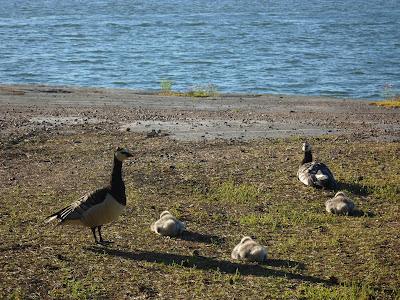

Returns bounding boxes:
[0,84,399,144]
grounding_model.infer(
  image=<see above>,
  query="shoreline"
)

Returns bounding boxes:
[0,84,399,142]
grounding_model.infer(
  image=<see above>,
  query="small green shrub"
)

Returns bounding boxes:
[160,79,173,94]
[187,84,219,97]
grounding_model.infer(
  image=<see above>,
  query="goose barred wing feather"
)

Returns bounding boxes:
[298,162,336,188]
[46,187,110,223]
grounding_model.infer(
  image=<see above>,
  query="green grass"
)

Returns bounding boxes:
[0,133,399,299]
[370,95,400,108]
[186,83,219,97]
[160,79,173,95]
[158,81,219,98]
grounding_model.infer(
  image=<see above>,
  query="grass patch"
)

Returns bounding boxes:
[370,95,400,108]
[158,81,219,98]
[186,83,219,98]
[209,180,260,203]
[1,134,399,299]
[291,282,385,300]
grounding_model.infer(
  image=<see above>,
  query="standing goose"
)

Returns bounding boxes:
[45,147,133,244]
[297,142,337,189]
[231,236,267,263]
[325,191,355,215]
[150,211,186,237]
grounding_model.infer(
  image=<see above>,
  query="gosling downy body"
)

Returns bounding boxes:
[45,147,133,244]
[151,211,186,237]
[326,192,355,215]
[231,236,267,263]
[297,142,337,189]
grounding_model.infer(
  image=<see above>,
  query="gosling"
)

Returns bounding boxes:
[325,192,355,215]
[151,211,186,237]
[231,236,267,263]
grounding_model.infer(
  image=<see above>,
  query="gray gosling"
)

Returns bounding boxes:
[231,236,267,263]
[151,211,186,237]
[45,147,133,244]
[325,191,355,215]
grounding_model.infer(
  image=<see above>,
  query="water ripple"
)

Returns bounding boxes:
[0,0,399,99]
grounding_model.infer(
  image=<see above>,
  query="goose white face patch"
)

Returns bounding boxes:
[115,148,132,161]
[302,142,312,152]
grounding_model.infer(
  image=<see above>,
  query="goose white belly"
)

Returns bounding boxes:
[81,193,125,228]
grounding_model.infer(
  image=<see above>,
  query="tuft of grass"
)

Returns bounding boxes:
[186,84,219,98]
[370,95,400,108]
[160,79,174,95]
[158,81,219,98]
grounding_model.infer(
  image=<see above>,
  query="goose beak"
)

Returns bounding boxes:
[126,152,133,158]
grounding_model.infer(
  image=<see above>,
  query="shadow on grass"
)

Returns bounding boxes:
[337,181,370,197]
[85,246,333,286]
[180,230,225,245]
[349,209,375,218]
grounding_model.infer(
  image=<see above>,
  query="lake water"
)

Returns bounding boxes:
[0,0,399,99]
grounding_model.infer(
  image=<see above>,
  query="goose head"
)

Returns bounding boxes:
[302,142,312,152]
[115,147,133,161]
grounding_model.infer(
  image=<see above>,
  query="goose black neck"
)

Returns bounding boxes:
[302,151,313,164]
[110,156,126,205]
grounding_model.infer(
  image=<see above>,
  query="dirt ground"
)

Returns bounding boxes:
[1,84,399,144]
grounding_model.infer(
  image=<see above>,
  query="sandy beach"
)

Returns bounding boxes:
[1,84,399,144]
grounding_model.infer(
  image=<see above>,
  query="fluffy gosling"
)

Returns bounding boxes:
[325,191,355,215]
[150,211,186,237]
[231,236,267,263]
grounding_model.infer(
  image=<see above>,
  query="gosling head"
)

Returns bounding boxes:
[160,210,172,218]
[240,236,253,244]
[334,191,347,198]
[302,142,312,152]
[115,147,133,161]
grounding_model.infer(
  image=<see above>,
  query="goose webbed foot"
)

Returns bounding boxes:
[97,226,114,245]
[97,239,114,246]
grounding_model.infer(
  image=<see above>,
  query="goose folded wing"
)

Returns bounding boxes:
[58,187,111,222]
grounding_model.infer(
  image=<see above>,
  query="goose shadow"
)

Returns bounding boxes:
[179,231,226,245]
[337,181,370,197]
[85,246,333,286]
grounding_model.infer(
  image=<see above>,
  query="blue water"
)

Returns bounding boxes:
[0,0,399,99]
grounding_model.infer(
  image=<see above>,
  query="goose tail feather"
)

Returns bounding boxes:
[44,214,59,224]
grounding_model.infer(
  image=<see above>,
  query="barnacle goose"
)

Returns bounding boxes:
[45,147,133,244]
[150,211,186,237]
[325,191,355,215]
[231,236,267,263]
[297,142,337,189]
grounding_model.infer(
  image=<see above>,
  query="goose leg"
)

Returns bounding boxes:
[98,226,113,245]
[91,227,98,243]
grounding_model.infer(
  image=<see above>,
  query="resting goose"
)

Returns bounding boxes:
[325,191,355,215]
[297,142,337,189]
[150,211,186,237]
[45,147,133,244]
[231,236,267,263]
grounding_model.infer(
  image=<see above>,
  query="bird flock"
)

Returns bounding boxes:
[46,141,357,263]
